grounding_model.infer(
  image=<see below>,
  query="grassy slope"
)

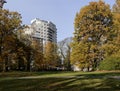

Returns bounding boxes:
[0,71,120,91]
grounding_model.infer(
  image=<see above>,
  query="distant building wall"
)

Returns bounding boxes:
[30,18,57,43]
[23,18,57,52]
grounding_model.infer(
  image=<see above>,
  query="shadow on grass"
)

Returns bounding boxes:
[74,71,120,78]
[0,71,120,91]
[0,76,120,91]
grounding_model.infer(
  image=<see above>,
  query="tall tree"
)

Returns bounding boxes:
[58,37,72,70]
[71,0,113,71]
[112,0,120,55]
[17,28,34,71]
[44,42,59,70]
[113,0,120,13]
[100,0,120,59]
[31,39,44,71]
[101,0,120,58]
[0,9,22,71]
[64,44,71,70]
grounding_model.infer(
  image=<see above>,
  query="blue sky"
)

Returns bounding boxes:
[4,0,115,41]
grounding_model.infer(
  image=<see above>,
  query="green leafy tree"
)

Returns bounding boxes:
[99,55,120,70]
[99,0,120,71]
[112,0,120,55]
[71,0,113,71]
[101,0,120,60]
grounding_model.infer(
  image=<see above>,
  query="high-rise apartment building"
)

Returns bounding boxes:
[23,19,57,69]
[25,18,57,44]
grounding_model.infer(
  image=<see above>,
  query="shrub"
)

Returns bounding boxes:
[99,56,120,70]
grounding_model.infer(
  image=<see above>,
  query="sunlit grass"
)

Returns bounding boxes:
[0,71,120,91]
[0,71,120,77]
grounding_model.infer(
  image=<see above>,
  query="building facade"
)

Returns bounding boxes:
[28,18,57,44]
[23,19,57,70]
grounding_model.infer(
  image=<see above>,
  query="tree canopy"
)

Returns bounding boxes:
[71,0,113,71]
[0,9,22,71]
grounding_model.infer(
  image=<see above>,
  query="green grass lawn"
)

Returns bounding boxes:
[0,71,120,91]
